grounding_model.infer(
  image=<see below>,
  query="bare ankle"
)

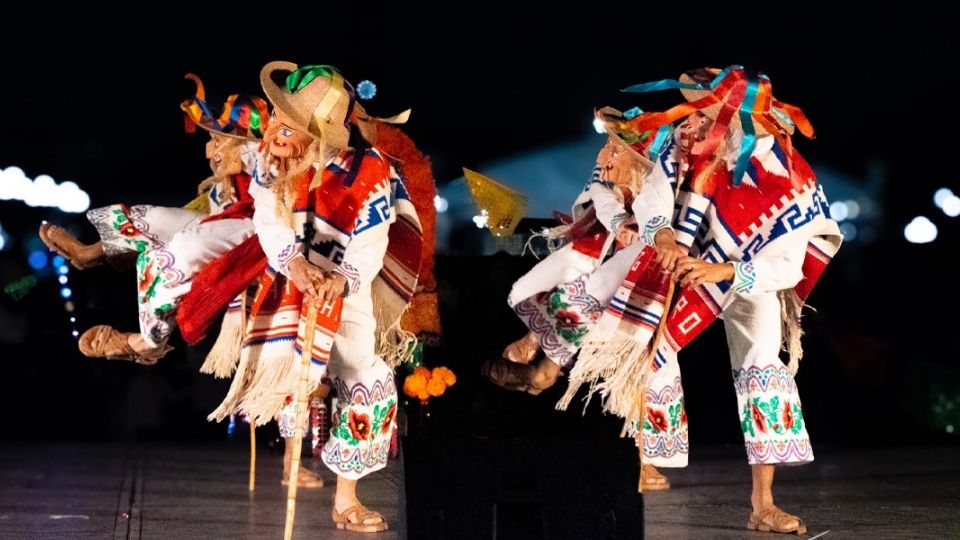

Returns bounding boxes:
[751,494,774,512]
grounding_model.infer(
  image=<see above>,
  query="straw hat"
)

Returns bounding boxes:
[624,65,814,140]
[261,62,371,149]
[678,67,793,136]
[593,106,672,169]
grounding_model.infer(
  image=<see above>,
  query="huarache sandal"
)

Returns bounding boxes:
[78,325,170,365]
[638,463,671,491]
[747,506,807,535]
[38,223,104,270]
[331,504,389,533]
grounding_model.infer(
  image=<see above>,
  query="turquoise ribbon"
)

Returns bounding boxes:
[732,78,761,186]
[648,125,673,161]
[622,65,742,94]
[622,78,703,93]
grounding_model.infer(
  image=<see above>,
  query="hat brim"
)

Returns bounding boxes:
[259,60,320,140]
[677,72,792,136]
[188,117,259,141]
[594,107,655,169]
[260,60,380,147]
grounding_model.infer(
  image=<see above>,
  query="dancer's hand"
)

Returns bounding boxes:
[616,220,639,247]
[316,272,348,302]
[287,256,325,299]
[653,229,686,272]
[675,257,734,288]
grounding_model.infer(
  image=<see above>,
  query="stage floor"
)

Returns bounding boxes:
[0,443,957,539]
[0,442,405,539]
[644,445,960,539]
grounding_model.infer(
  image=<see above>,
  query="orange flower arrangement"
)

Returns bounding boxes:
[403,365,457,403]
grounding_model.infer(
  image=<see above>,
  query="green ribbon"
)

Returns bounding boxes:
[284,65,336,93]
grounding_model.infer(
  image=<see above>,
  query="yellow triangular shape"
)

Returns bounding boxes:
[462,168,527,237]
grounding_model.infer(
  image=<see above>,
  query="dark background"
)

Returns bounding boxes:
[1,3,957,536]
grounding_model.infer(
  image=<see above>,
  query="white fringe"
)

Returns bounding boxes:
[779,289,806,375]
[372,277,417,368]
[232,349,300,426]
[207,344,302,426]
[207,343,254,423]
[556,332,652,420]
[199,310,243,379]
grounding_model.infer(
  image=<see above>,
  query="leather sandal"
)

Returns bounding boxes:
[747,506,807,535]
[481,357,560,396]
[638,463,670,491]
[502,333,539,364]
[78,325,170,365]
[38,223,104,270]
[481,357,535,393]
[331,504,389,533]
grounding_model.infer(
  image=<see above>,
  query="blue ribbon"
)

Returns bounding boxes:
[622,65,742,94]
[193,97,223,131]
[732,79,760,186]
[622,78,703,93]
[648,125,673,161]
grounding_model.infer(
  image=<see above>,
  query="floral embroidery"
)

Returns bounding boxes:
[783,401,794,432]
[645,407,669,432]
[546,291,589,346]
[347,410,371,441]
[741,396,805,437]
[752,402,768,434]
[642,397,686,435]
[380,402,397,434]
[555,309,580,328]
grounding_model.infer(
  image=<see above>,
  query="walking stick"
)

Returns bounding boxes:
[283,300,321,540]
[637,279,675,494]
[248,422,256,492]
[238,292,257,494]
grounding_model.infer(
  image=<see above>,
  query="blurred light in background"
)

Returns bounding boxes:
[934,187,954,209]
[434,195,449,213]
[592,117,606,134]
[845,200,861,220]
[941,195,960,218]
[830,201,849,221]
[28,251,48,270]
[904,216,938,244]
[839,222,858,241]
[0,165,90,213]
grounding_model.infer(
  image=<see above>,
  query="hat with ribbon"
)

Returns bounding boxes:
[259,61,410,149]
[180,74,269,141]
[621,66,814,185]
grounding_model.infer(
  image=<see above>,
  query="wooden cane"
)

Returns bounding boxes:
[248,423,256,492]
[637,279,675,494]
[283,300,321,540]
[241,289,255,493]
